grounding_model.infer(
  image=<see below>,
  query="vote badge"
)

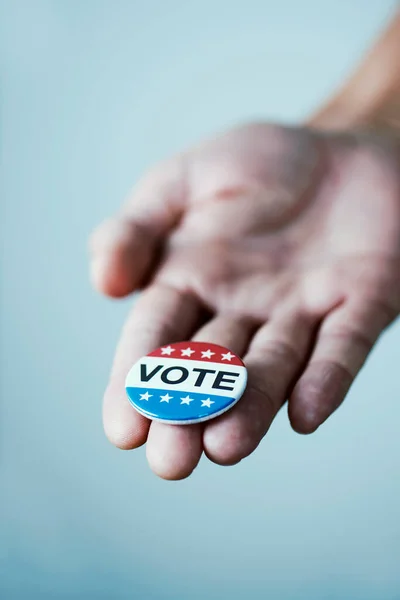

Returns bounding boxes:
[125,341,247,425]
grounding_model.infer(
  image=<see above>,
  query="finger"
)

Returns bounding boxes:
[103,284,201,449]
[289,296,396,434]
[192,314,257,351]
[203,307,317,465]
[89,157,186,297]
[146,315,255,480]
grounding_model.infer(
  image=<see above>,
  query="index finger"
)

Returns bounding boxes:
[103,284,202,449]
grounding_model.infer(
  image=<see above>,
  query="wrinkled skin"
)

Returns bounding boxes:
[89,123,400,480]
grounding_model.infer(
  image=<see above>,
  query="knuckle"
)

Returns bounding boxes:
[323,327,374,355]
[252,338,303,367]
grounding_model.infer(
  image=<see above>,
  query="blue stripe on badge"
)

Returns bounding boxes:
[126,387,237,423]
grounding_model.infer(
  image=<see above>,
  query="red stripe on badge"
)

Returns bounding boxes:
[147,341,244,366]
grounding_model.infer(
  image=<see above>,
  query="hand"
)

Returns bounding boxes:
[89,123,400,479]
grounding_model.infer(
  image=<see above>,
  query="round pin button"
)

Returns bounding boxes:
[125,341,247,425]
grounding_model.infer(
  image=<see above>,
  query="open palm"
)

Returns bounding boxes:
[89,123,400,479]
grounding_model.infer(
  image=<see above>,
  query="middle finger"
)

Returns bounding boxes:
[146,315,255,479]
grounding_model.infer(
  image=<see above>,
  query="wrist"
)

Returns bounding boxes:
[363,91,400,136]
[308,11,400,138]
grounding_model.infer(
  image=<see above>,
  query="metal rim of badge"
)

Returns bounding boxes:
[125,341,248,425]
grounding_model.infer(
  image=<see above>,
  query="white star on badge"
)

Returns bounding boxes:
[161,346,175,356]
[201,398,215,408]
[160,393,173,403]
[139,391,152,401]
[201,349,215,359]
[181,347,195,357]
[221,351,234,361]
[180,395,194,405]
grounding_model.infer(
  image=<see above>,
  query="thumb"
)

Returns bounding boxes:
[88,154,187,297]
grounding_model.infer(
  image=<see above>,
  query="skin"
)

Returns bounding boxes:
[310,10,400,134]
[89,122,400,480]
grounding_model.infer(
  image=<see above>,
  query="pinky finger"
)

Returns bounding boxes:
[289,296,396,434]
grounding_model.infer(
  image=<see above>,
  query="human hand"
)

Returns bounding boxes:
[89,123,400,479]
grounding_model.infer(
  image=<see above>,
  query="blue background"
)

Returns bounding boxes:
[1,1,400,599]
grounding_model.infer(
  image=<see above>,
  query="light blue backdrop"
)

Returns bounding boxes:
[1,1,399,599]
